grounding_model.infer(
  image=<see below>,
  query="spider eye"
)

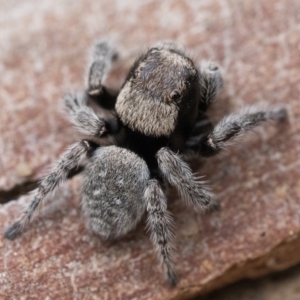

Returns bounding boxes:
[190,68,197,76]
[150,47,159,53]
[208,64,219,71]
[170,90,181,101]
[132,70,139,79]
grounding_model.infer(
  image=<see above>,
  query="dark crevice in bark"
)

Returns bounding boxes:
[0,181,38,204]
[0,165,85,204]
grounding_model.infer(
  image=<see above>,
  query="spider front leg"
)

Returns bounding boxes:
[198,61,223,112]
[187,112,214,144]
[87,40,117,97]
[63,93,110,137]
[186,106,287,157]
[144,179,177,286]
[4,140,97,240]
[156,147,216,210]
[183,113,215,162]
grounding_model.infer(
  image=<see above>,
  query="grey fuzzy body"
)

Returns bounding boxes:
[4,40,288,286]
[82,146,150,238]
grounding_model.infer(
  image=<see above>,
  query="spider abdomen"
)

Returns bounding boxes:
[82,146,150,239]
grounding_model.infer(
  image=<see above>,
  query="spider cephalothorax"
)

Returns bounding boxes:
[116,47,199,138]
[4,40,287,286]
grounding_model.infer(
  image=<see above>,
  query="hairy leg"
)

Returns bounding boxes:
[144,179,177,286]
[152,40,186,56]
[191,113,214,136]
[87,40,117,96]
[198,61,223,112]
[187,106,287,157]
[64,93,109,137]
[4,140,97,240]
[156,147,216,210]
[183,113,213,159]
[188,112,214,141]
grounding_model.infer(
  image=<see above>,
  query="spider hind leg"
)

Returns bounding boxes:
[4,140,96,240]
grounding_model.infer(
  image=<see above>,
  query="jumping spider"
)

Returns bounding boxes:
[4,41,287,286]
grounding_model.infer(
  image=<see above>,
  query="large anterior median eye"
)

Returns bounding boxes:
[170,90,181,101]
[190,68,197,76]
[150,47,159,53]
[132,70,139,79]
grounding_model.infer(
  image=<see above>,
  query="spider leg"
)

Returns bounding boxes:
[63,93,109,137]
[156,147,216,210]
[144,179,177,286]
[153,40,185,56]
[198,61,223,112]
[190,112,214,137]
[4,140,97,240]
[182,113,212,157]
[87,40,117,97]
[186,106,287,157]
[182,112,214,163]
